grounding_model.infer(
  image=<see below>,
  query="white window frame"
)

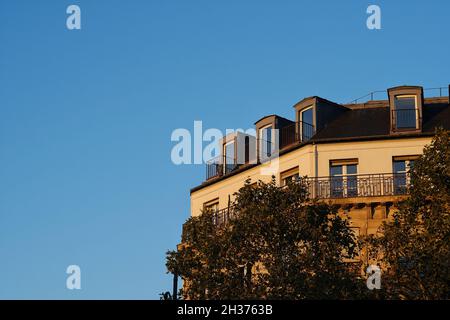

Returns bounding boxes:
[300,106,313,138]
[204,200,219,213]
[223,140,236,162]
[259,124,274,161]
[330,162,358,197]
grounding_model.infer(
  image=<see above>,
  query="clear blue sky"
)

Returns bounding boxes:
[0,0,448,299]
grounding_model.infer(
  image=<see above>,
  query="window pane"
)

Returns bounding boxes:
[224,142,236,174]
[205,202,218,212]
[225,142,235,163]
[393,160,407,194]
[301,108,314,141]
[396,109,416,128]
[266,127,272,143]
[260,127,272,158]
[283,173,299,186]
[395,97,416,129]
[346,164,357,175]
[301,108,313,125]
[395,97,416,110]
[266,128,271,157]
[347,176,358,197]
[330,165,343,176]
[393,160,406,173]
[331,176,343,197]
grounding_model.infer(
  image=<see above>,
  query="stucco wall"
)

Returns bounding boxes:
[190,136,431,217]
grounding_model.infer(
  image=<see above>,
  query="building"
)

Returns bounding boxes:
[188,85,450,239]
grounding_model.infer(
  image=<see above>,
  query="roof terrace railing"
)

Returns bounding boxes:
[280,121,315,149]
[347,87,448,104]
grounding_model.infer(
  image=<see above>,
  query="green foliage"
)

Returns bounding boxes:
[167,177,366,299]
[364,128,450,299]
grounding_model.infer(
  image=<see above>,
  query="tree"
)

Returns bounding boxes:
[166,177,366,299]
[364,128,450,299]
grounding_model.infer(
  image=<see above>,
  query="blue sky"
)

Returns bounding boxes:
[0,0,448,299]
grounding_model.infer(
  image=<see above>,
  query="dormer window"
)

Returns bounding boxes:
[388,86,423,134]
[259,124,274,161]
[254,115,285,163]
[293,96,345,143]
[223,140,236,174]
[299,106,314,141]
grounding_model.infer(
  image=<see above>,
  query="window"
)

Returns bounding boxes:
[388,86,424,134]
[394,95,418,129]
[223,140,236,174]
[281,168,300,186]
[330,164,343,198]
[204,200,219,213]
[393,157,416,194]
[259,125,273,161]
[330,160,358,198]
[204,199,221,225]
[346,164,358,197]
[300,107,314,141]
[283,173,299,186]
[244,136,249,164]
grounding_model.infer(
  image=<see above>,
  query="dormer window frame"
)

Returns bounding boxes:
[294,97,317,142]
[388,86,423,134]
[298,105,314,142]
[254,115,281,163]
[223,138,237,166]
[259,124,274,162]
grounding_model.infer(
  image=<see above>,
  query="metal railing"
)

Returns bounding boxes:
[304,173,411,199]
[206,156,240,180]
[347,86,448,104]
[423,87,448,98]
[205,122,315,180]
[258,137,278,163]
[348,90,386,104]
[280,121,315,149]
[211,206,237,227]
[206,156,222,180]
[202,173,410,227]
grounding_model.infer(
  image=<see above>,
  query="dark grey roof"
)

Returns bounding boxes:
[312,107,391,140]
[311,101,450,141]
[422,102,450,132]
[191,97,449,193]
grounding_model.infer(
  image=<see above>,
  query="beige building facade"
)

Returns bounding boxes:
[188,85,450,238]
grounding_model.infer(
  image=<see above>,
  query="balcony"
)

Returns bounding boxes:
[304,173,410,199]
[280,121,315,149]
[198,173,410,227]
[205,122,315,181]
[206,156,240,180]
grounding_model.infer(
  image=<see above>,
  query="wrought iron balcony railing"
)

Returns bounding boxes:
[199,172,411,227]
[304,173,410,199]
